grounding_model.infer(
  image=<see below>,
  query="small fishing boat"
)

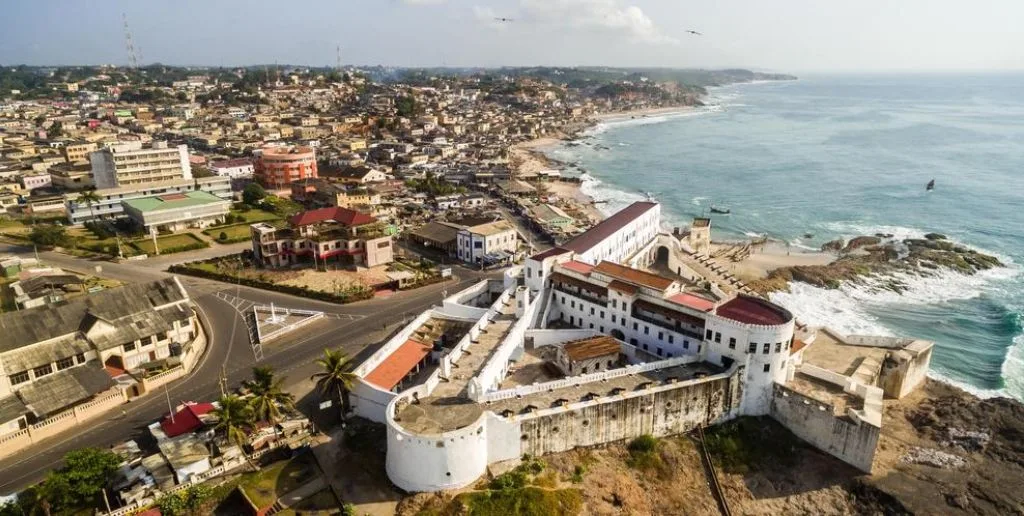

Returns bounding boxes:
[710,205,730,214]
[926,179,935,191]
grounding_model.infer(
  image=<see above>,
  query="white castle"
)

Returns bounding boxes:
[349,202,934,492]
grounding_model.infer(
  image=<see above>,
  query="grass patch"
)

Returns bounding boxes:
[230,208,282,224]
[453,487,583,516]
[238,453,319,510]
[203,223,253,244]
[626,434,665,473]
[130,233,208,255]
[703,416,801,474]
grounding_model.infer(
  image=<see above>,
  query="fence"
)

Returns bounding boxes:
[0,389,128,460]
[252,305,325,343]
[477,354,700,403]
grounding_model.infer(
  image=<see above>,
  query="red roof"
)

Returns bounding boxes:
[716,295,793,326]
[791,338,808,354]
[363,339,431,391]
[529,246,570,261]
[160,402,216,438]
[561,260,594,275]
[563,201,657,254]
[288,206,376,227]
[668,292,716,312]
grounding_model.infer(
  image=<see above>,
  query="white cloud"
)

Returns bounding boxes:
[518,0,679,45]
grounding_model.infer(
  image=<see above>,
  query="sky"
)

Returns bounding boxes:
[2,0,1023,72]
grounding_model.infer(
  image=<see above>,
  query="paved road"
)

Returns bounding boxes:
[0,242,496,494]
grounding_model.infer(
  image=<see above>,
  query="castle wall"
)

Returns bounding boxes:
[769,384,879,473]
[518,369,740,457]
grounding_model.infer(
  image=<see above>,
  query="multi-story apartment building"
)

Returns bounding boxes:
[90,141,193,189]
[65,176,231,225]
[208,158,254,179]
[250,206,393,269]
[61,141,97,163]
[254,145,317,189]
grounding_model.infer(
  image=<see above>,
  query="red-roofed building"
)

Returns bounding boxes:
[159,402,216,438]
[251,205,394,269]
[363,339,431,392]
[668,292,717,312]
[716,295,793,326]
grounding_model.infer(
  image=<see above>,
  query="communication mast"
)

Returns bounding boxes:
[336,45,342,72]
[122,13,141,69]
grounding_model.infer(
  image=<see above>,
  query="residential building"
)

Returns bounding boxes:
[19,172,51,191]
[24,195,66,216]
[65,176,231,225]
[530,203,574,230]
[90,141,193,189]
[254,145,317,189]
[0,278,200,435]
[208,157,254,179]
[48,162,94,190]
[251,206,394,269]
[456,220,519,265]
[334,166,388,185]
[62,141,97,163]
[122,191,231,233]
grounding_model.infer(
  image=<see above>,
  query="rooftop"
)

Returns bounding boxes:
[668,292,717,312]
[122,190,227,213]
[288,206,376,228]
[593,260,675,291]
[466,220,515,237]
[364,339,432,391]
[563,201,657,254]
[563,335,621,361]
[716,294,793,326]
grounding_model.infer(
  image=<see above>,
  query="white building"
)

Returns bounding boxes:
[65,176,231,225]
[526,201,660,293]
[209,158,254,179]
[90,141,193,189]
[343,202,934,493]
[456,221,519,265]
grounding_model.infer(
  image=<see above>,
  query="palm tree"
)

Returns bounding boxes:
[212,394,254,447]
[245,366,295,424]
[78,189,101,222]
[310,349,357,423]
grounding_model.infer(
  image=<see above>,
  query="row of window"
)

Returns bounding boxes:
[123,333,168,353]
[703,329,787,355]
[9,353,87,386]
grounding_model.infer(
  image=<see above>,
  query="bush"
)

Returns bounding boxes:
[29,224,73,248]
[84,221,114,239]
[628,434,658,454]
[489,470,528,490]
[242,183,266,205]
[219,231,228,241]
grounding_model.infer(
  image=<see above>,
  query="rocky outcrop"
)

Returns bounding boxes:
[750,234,1004,294]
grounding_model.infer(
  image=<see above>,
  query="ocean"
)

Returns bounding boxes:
[542,73,1024,400]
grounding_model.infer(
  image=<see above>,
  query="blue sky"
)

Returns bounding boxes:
[2,0,1022,71]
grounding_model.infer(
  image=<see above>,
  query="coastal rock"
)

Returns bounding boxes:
[925,232,948,241]
[843,236,881,253]
[749,233,1003,295]
[821,239,844,252]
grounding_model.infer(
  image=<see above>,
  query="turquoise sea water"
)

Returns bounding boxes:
[544,74,1024,400]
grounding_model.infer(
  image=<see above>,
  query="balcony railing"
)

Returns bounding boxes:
[553,284,607,307]
[632,311,704,340]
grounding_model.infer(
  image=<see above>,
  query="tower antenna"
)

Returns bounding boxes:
[123,13,141,69]
[336,45,342,72]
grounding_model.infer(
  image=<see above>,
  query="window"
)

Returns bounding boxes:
[776,342,782,353]
[589,323,594,329]
[763,343,770,354]
[657,347,664,356]
[474,241,482,249]
[668,335,674,344]
[607,360,614,368]
[729,337,736,349]
[56,357,75,370]
[590,307,595,315]
[582,367,588,374]
[124,342,136,352]
[611,300,617,309]
[763,364,771,373]
[9,371,29,386]
[612,315,617,323]
[569,316,574,325]
[75,353,86,364]
[561,296,566,303]
[633,322,638,331]
[600,326,604,333]
[748,342,757,353]
[600,311,605,318]
[658,332,663,341]
[34,364,53,378]
[705,329,713,340]
[642,343,648,350]
[571,300,576,309]
[698,344,702,353]
[714,332,721,343]
[631,338,638,345]
[683,341,690,350]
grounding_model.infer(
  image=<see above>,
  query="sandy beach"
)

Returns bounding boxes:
[594,105,696,122]
[510,136,606,225]
[712,240,836,281]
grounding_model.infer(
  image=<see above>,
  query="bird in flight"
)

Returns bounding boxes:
[686,29,703,36]
[494,17,515,23]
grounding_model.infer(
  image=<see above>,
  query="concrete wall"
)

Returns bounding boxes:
[880,342,933,399]
[469,291,540,398]
[524,329,599,349]
[385,400,490,492]
[350,379,397,423]
[769,384,879,473]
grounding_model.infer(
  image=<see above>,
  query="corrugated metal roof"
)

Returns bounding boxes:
[18,364,115,417]
[563,201,657,254]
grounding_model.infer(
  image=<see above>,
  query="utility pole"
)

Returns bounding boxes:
[165,384,174,423]
[150,226,160,255]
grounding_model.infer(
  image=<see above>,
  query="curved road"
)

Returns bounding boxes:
[0,243,496,494]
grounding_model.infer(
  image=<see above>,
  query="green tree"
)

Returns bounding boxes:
[242,182,266,205]
[395,95,417,117]
[245,366,295,424]
[28,224,71,248]
[156,484,212,516]
[47,121,64,138]
[310,349,357,422]
[212,394,254,447]
[39,448,121,513]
